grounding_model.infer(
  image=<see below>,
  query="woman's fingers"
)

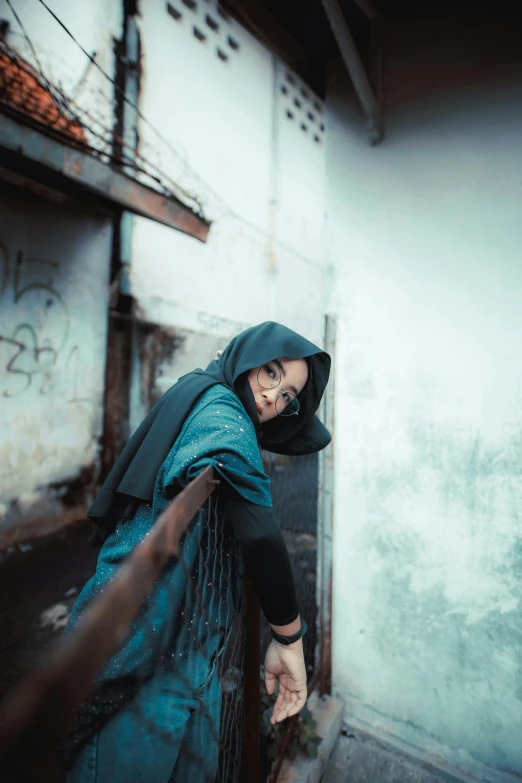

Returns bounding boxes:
[272,701,297,724]
[271,690,287,723]
[270,683,306,723]
[265,668,276,695]
[264,639,307,722]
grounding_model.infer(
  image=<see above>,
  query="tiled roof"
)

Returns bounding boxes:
[0,42,87,144]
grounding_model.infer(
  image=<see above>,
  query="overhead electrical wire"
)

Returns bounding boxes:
[10,0,323,269]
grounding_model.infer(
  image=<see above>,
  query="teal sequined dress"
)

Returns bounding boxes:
[64,386,272,781]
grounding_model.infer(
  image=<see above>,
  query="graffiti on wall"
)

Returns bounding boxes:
[0,245,88,402]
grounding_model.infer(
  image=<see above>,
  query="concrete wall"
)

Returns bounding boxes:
[0,0,329,539]
[131,0,327,351]
[0,189,112,547]
[0,0,122,547]
[327,15,522,781]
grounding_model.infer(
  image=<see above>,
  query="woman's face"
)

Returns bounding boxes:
[248,357,308,423]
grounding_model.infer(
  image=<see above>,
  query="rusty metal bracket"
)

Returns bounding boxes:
[0,113,210,241]
[321,0,384,145]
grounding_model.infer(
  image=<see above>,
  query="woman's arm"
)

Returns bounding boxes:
[164,387,308,721]
[224,491,298,625]
[224,490,307,723]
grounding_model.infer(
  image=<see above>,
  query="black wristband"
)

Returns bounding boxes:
[271,617,307,646]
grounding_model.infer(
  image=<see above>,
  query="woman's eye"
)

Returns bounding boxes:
[265,365,275,378]
[282,391,290,401]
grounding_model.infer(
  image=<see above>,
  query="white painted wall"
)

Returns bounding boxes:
[0,0,328,539]
[0,189,112,538]
[131,0,327,349]
[327,16,522,781]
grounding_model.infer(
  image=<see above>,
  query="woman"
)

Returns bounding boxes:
[63,321,331,783]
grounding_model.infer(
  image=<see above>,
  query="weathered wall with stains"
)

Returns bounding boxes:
[0,0,123,546]
[326,15,522,781]
[130,0,327,349]
[128,320,226,435]
[0,0,328,543]
[0,188,112,547]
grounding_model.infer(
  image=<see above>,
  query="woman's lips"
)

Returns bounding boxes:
[255,402,263,415]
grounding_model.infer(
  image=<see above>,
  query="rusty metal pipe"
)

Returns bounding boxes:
[0,467,218,776]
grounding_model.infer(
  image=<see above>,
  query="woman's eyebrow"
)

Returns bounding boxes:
[273,358,286,378]
[273,359,299,396]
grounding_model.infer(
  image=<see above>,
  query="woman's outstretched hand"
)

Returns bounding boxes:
[264,638,307,724]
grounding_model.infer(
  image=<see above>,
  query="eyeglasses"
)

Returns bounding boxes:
[256,364,300,417]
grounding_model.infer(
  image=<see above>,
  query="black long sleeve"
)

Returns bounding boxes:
[224,490,299,626]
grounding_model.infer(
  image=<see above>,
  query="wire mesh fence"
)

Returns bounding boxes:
[261,451,319,679]
[0,468,250,783]
[259,451,320,781]
[0,457,323,783]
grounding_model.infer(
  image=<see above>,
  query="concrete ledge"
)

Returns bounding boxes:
[277,691,343,783]
[332,716,522,783]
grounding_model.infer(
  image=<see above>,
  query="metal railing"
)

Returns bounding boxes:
[0,467,250,781]
[0,449,333,783]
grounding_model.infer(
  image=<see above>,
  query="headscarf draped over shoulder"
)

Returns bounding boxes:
[88,321,331,540]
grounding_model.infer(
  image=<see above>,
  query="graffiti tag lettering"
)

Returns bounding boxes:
[0,246,86,403]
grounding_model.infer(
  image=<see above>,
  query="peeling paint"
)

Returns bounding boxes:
[136,319,183,409]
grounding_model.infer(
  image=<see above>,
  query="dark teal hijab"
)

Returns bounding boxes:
[88,322,331,538]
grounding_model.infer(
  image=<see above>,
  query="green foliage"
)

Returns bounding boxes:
[260,667,322,764]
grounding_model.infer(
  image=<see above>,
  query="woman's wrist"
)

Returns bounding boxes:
[270,616,307,647]
[269,615,301,637]
[271,636,303,651]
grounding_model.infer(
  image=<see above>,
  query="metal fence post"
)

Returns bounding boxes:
[318,315,336,696]
[242,575,261,783]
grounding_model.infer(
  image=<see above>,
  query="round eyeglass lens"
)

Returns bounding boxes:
[257,364,281,389]
[276,391,300,417]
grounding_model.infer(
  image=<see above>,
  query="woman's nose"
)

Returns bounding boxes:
[262,388,278,404]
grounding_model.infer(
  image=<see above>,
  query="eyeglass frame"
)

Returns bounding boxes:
[256,364,300,417]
